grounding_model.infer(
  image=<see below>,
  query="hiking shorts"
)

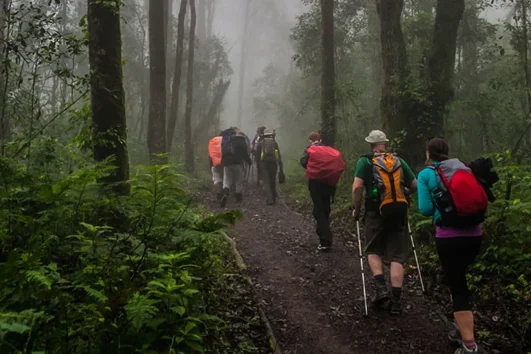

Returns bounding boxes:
[364,211,409,264]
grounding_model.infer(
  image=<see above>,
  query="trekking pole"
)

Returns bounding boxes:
[356,220,369,317]
[408,222,425,292]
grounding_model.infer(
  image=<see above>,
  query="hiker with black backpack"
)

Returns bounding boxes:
[351,130,417,315]
[301,132,345,251]
[418,137,490,354]
[220,128,252,208]
[255,130,285,205]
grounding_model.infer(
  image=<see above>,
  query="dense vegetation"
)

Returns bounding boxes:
[0,1,267,353]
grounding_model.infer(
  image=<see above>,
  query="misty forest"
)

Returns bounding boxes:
[0,0,530,353]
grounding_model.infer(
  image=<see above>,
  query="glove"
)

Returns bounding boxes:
[278,171,286,184]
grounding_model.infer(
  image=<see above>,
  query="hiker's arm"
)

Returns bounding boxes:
[352,177,364,217]
[300,149,309,169]
[276,143,284,171]
[417,170,434,217]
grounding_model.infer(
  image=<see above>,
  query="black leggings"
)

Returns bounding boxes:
[436,236,482,312]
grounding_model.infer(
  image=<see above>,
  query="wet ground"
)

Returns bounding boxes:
[205,184,461,354]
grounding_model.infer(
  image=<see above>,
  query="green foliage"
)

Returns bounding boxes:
[0,156,262,353]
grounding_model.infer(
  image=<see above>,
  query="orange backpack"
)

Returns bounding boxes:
[208,136,223,167]
[370,153,408,224]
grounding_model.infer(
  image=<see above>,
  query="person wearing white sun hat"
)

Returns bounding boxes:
[351,129,417,315]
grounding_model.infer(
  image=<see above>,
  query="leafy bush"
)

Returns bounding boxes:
[0,157,270,354]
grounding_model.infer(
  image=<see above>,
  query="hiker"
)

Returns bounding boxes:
[300,131,345,251]
[255,129,284,205]
[208,133,223,200]
[351,130,417,315]
[220,128,252,207]
[418,137,488,354]
[251,126,266,183]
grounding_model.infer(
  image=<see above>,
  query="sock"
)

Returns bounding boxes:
[463,340,476,351]
[374,274,385,284]
[392,287,402,300]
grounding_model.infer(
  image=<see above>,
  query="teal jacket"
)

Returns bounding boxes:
[417,164,440,223]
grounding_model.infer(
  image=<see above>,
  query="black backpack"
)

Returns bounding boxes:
[261,137,278,162]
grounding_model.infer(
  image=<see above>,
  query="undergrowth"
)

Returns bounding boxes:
[0,155,269,354]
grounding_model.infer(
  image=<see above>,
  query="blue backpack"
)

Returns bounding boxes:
[221,129,235,156]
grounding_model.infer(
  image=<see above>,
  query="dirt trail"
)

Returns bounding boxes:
[207,185,456,354]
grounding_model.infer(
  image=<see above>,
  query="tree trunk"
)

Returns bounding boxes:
[193,79,231,139]
[167,0,188,152]
[197,0,206,42]
[184,0,197,173]
[376,0,408,143]
[148,0,168,162]
[87,0,130,195]
[0,0,10,155]
[427,0,465,136]
[320,0,336,147]
[236,0,252,128]
[206,0,215,38]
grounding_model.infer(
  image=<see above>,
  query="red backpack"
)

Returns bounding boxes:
[430,159,488,227]
[306,145,345,186]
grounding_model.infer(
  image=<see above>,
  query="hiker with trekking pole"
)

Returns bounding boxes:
[418,137,498,354]
[351,130,417,315]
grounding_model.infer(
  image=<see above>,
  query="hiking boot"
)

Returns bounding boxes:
[317,244,331,252]
[371,281,390,306]
[389,298,402,315]
[235,193,243,203]
[448,323,462,345]
[220,188,229,208]
[454,343,484,354]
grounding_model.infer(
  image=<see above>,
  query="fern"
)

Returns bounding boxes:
[124,293,160,330]
[26,269,52,290]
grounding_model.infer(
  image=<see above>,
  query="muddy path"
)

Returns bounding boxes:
[206,185,457,354]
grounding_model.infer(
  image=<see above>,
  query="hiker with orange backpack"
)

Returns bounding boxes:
[301,132,345,251]
[208,133,224,200]
[351,130,417,315]
[418,137,493,354]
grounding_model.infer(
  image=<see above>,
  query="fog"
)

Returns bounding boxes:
[212,0,306,135]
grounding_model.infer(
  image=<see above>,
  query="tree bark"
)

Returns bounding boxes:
[184,0,197,173]
[427,0,465,136]
[148,0,168,162]
[87,0,130,195]
[197,0,206,42]
[320,0,336,146]
[167,0,188,152]
[206,0,215,38]
[236,0,252,128]
[376,0,408,143]
[0,0,10,154]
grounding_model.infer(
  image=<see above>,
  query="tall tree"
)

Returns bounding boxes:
[0,0,10,155]
[148,0,167,162]
[320,0,336,146]
[167,0,188,151]
[236,0,253,129]
[197,0,207,42]
[376,0,409,143]
[87,0,130,195]
[427,0,465,136]
[184,0,197,172]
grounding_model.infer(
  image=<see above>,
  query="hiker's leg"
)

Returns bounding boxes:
[261,164,273,203]
[234,165,244,202]
[364,212,385,276]
[388,224,409,288]
[309,181,327,245]
[319,184,333,246]
[270,163,278,203]
[437,237,482,345]
[212,166,223,199]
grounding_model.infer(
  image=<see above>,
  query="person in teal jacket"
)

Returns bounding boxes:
[417,137,484,354]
